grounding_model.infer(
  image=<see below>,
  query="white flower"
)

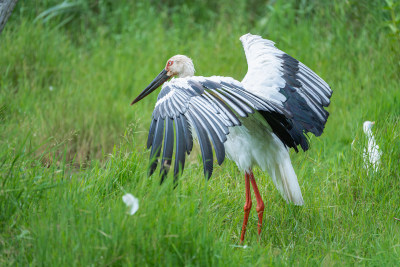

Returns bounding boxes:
[49,86,54,91]
[122,193,139,215]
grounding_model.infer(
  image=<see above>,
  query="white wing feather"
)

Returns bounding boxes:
[240,34,287,104]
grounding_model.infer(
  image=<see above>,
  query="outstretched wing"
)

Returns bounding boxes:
[240,33,332,151]
[147,76,292,182]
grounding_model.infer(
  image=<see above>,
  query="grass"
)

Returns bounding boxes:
[1,0,400,265]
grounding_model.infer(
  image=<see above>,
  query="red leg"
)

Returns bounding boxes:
[249,171,265,236]
[240,172,252,243]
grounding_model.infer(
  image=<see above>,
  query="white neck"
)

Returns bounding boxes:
[178,62,195,78]
[364,128,373,138]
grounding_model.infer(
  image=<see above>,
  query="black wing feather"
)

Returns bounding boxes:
[149,118,164,176]
[191,106,225,165]
[209,89,249,117]
[187,111,213,179]
[202,91,237,126]
[160,117,174,183]
[220,83,275,111]
[277,53,332,148]
[215,88,254,114]
[192,97,228,142]
[180,114,193,154]
[147,118,157,149]
[174,116,186,179]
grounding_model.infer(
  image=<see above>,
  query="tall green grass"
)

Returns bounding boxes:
[1,0,400,265]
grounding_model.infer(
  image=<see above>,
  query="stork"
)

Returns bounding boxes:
[363,121,381,172]
[131,34,332,242]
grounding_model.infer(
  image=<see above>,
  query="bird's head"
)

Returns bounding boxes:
[131,55,195,105]
[363,121,375,135]
[165,55,195,78]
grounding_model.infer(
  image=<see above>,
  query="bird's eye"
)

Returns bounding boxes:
[168,61,173,66]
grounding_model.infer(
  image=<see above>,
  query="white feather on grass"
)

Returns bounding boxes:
[122,193,139,215]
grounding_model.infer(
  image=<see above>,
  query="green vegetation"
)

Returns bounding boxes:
[1,0,400,265]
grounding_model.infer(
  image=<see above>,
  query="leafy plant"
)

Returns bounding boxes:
[384,0,400,40]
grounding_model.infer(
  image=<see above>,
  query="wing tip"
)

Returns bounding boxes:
[240,33,276,49]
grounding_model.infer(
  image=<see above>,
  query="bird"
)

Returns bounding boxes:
[122,193,139,215]
[362,121,381,172]
[131,33,332,242]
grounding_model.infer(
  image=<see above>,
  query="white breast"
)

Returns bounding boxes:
[224,113,304,205]
[224,113,281,172]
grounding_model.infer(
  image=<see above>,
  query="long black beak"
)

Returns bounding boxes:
[131,69,171,105]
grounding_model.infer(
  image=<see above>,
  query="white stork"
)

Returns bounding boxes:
[131,33,332,242]
[363,121,381,172]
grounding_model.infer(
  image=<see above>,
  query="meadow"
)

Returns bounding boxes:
[1,0,400,265]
